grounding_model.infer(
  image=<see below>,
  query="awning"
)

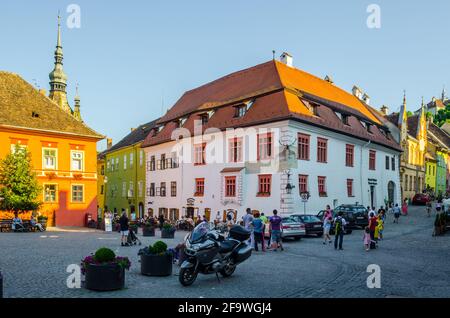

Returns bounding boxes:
[220,167,245,173]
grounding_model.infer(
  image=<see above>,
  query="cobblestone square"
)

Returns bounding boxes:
[1,205,449,298]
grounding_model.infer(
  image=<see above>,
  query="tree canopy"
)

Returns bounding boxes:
[0,147,41,213]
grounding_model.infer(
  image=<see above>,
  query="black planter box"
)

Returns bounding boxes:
[161,228,175,238]
[84,263,125,291]
[142,227,155,237]
[140,254,173,276]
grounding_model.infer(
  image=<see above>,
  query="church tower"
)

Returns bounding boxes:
[49,15,71,114]
[73,84,82,122]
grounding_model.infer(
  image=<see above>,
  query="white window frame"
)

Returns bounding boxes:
[71,184,84,203]
[123,154,127,170]
[130,152,134,168]
[43,183,58,203]
[115,157,119,170]
[122,182,126,197]
[10,144,27,154]
[129,181,134,197]
[139,150,144,167]
[42,147,58,170]
[138,181,143,197]
[70,150,84,172]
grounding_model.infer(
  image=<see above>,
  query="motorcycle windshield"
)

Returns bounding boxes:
[190,222,211,242]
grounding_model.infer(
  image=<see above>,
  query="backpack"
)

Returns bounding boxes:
[335,217,343,234]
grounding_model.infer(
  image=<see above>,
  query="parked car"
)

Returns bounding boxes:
[328,205,369,229]
[264,217,305,240]
[290,214,323,237]
[412,193,431,205]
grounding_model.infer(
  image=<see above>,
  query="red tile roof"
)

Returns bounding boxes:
[142,60,401,151]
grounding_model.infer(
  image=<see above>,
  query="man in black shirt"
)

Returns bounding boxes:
[119,211,129,246]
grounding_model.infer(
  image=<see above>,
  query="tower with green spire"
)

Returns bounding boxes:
[49,14,71,114]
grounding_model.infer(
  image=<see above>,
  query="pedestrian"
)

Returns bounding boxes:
[322,205,333,245]
[260,212,269,245]
[269,210,284,251]
[226,213,234,232]
[333,212,346,250]
[158,213,165,230]
[368,212,378,246]
[393,203,401,223]
[251,212,265,252]
[426,200,432,217]
[402,199,408,216]
[363,226,371,251]
[375,213,384,241]
[119,211,130,247]
[242,208,254,247]
[436,199,442,214]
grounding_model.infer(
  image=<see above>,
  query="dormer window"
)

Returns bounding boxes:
[311,104,319,116]
[366,123,373,133]
[235,105,247,118]
[341,114,349,125]
[200,113,209,125]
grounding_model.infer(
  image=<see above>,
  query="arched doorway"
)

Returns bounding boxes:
[388,181,396,205]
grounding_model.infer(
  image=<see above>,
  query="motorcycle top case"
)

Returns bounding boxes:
[229,225,251,242]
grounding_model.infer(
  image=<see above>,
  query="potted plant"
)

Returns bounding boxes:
[37,216,48,230]
[81,247,131,291]
[142,219,156,237]
[161,222,176,238]
[138,241,173,276]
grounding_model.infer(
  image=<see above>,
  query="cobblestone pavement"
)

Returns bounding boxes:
[1,205,449,298]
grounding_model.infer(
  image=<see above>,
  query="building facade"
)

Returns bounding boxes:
[0,18,103,226]
[103,121,157,219]
[142,56,402,221]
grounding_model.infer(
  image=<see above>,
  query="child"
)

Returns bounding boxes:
[376,214,384,241]
[363,227,371,251]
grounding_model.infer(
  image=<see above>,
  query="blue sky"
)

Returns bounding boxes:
[1,0,449,150]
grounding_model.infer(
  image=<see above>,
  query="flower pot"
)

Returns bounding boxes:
[140,253,173,276]
[161,228,175,239]
[84,263,125,291]
[142,227,155,237]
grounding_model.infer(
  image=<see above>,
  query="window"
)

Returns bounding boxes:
[122,182,126,197]
[43,148,57,170]
[115,157,119,170]
[369,150,376,170]
[409,176,413,191]
[194,144,206,165]
[169,208,179,221]
[392,157,396,171]
[195,178,205,196]
[139,150,144,167]
[148,183,155,197]
[107,160,111,172]
[138,181,143,197]
[129,181,134,197]
[225,176,236,197]
[298,134,310,160]
[317,138,328,163]
[299,175,308,193]
[257,175,272,196]
[129,153,134,168]
[347,179,354,197]
[72,185,84,203]
[71,151,83,171]
[341,114,349,125]
[171,181,177,197]
[318,176,327,196]
[345,144,354,167]
[100,185,104,195]
[257,133,273,160]
[11,144,27,154]
[234,105,247,118]
[44,184,57,202]
[147,155,156,171]
[101,165,105,176]
[123,154,127,170]
[200,114,209,125]
[229,138,243,163]
[385,156,390,170]
[160,154,166,170]
[160,182,166,197]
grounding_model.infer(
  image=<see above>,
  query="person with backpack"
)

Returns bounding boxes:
[393,203,401,223]
[333,212,346,250]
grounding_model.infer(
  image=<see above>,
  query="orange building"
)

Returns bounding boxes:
[0,18,103,226]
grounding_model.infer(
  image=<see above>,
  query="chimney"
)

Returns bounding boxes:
[324,75,334,84]
[380,105,389,115]
[280,52,293,67]
[352,85,363,100]
[362,93,370,105]
[39,89,47,96]
[107,138,113,150]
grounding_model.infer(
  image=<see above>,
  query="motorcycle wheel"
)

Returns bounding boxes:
[179,267,198,286]
[219,263,236,277]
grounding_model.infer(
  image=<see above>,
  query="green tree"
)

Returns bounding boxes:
[0,147,41,213]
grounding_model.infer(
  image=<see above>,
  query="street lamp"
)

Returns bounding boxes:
[285,183,295,194]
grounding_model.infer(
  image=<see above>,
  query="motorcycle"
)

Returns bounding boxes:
[179,222,252,286]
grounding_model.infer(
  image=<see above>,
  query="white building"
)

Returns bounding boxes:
[142,55,402,221]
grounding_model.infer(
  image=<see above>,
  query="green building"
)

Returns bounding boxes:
[428,123,450,197]
[102,120,157,219]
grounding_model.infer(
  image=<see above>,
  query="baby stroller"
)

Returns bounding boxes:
[127,229,142,246]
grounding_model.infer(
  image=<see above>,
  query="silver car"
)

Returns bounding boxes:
[264,217,306,240]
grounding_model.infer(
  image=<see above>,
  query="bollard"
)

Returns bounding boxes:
[0,270,3,298]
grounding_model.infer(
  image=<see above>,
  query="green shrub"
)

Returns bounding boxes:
[147,241,167,255]
[94,247,116,263]
[162,223,174,230]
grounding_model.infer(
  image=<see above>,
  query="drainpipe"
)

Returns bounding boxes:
[361,141,371,206]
